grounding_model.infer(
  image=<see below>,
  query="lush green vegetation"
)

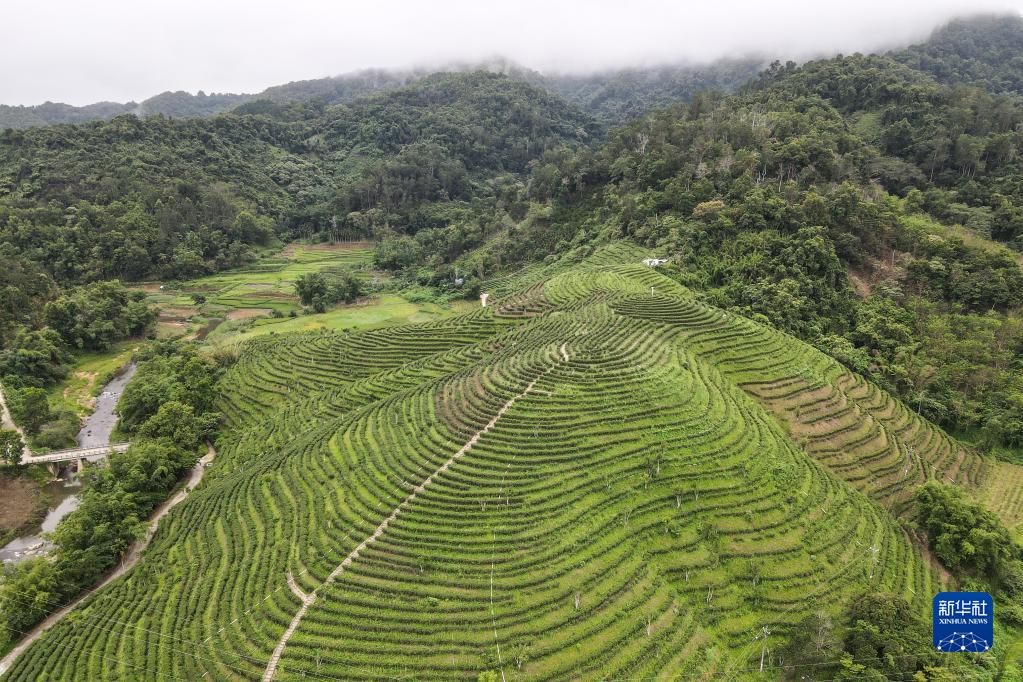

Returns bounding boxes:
[294,269,364,312]
[0,430,22,465]
[144,242,375,321]
[893,14,1023,99]
[43,281,154,351]
[4,245,1000,680]
[458,22,1023,452]
[0,340,225,652]
[915,481,1016,578]
[0,92,251,130]
[206,292,474,346]
[116,342,221,433]
[6,13,1023,679]
[0,278,156,447]
[0,72,591,287]
[44,340,140,419]
[780,592,964,680]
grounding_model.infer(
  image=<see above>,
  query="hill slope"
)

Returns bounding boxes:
[893,13,1023,98]
[8,243,1005,680]
[0,71,592,282]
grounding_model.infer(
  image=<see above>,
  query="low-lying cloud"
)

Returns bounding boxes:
[2,0,1020,106]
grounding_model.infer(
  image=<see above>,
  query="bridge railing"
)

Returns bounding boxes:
[25,442,131,463]
[43,442,130,457]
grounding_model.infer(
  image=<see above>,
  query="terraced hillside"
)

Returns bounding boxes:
[7,243,1007,680]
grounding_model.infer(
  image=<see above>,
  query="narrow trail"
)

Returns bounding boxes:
[286,571,309,602]
[0,443,217,675]
[262,346,569,681]
[0,382,29,458]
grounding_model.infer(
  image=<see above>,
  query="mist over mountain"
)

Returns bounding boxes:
[4,9,1021,129]
[0,57,769,130]
[893,13,1023,95]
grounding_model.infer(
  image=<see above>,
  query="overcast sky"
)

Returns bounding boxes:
[2,0,1021,106]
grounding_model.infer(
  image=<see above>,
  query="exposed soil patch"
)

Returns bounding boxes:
[0,474,43,534]
[847,253,906,299]
[848,272,872,298]
[226,308,273,321]
[158,306,198,319]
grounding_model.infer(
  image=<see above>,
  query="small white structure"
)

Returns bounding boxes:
[642,258,668,267]
[480,292,490,308]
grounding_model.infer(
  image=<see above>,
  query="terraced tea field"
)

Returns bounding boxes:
[8,243,1012,680]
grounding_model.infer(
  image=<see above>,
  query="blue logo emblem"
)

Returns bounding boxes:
[933,592,993,652]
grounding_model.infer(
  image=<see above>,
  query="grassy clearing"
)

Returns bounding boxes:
[45,340,143,418]
[901,213,1023,267]
[145,242,376,313]
[139,242,381,342]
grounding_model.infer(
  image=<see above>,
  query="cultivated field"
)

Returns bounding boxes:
[11,243,1009,680]
[141,242,379,341]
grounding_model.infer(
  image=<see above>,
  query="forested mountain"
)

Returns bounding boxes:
[0,71,591,287]
[540,58,764,124]
[480,32,1023,451]
[894,13,1023,97]
[0,59,762,130]
[0,91,253,129]
[0,100,138,129]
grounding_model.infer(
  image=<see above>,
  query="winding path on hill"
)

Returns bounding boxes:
[262,345,570,681]
[0,443,217,675]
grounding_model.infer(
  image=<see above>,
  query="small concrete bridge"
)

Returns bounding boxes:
[3,382,131,473]
[22,443,131,474]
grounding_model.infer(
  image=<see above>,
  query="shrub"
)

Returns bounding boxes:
[33,411,80,450]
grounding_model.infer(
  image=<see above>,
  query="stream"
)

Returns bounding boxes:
[77,362,136,449]
[0,363,136,563]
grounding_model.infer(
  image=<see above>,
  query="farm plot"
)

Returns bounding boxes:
[140,242,378,340]
[8,244,972,681]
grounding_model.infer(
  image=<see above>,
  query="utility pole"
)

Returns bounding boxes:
[758,626,770,672]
